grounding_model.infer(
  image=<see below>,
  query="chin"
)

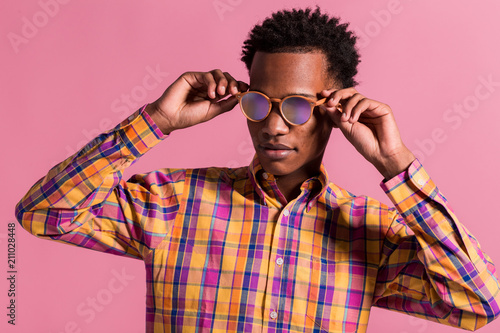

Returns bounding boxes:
[258,156,297,176]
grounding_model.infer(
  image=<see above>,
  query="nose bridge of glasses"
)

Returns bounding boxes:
[265,98,291,127]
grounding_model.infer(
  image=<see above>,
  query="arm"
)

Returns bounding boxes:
[320,87,500,329]
[15,70,248,259]
[14,106,178,259]
[373,159,500,330]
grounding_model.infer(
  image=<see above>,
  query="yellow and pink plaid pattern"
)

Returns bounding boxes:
[16,105,500,332]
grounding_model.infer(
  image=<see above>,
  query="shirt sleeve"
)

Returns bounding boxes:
[373,159,500,330]
[15,105,183,260]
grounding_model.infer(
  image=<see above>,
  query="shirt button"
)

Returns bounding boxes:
[283,209,290,217]
[270,311,278,320]
[276,257,284,266]
[128,114,135,121]
[417,179,425,186]
[262,172,269,180]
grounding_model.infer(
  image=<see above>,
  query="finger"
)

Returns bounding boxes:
[326,87,359,106]
[341,93,365,122]
[349,98,384,123]
[210,69,229,98]
[210,95,239,117]
[221,72,241,95]
[319,104,342,128]
[320,86,347,100]
[322,99,343,113]
[237,81,249,92]
[200,72,218,99]
[319,88,343,112]
[322,104,351,132]
[320,88,337,98]
[320,90,343,112]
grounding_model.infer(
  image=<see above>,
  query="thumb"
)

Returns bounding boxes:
[325,105,353,134]
[321,104,342,129]
[212,95,239,116]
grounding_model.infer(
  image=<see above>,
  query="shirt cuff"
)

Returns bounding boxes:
[112,104,169,159]
[380,159,439,209]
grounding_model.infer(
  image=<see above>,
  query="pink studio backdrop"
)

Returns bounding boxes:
[2,0,499,332]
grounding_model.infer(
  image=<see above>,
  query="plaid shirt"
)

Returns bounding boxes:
[16,105,500,332]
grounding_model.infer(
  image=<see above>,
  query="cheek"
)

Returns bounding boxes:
[247,122,263,145]
[315,106,335,128]
[305,133,324,150]
[301,123,332,151]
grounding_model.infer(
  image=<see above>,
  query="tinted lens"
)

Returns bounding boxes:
[240,93,270,121]
[282,97,312,125]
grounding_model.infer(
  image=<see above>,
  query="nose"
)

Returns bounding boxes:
[261,104,290,137]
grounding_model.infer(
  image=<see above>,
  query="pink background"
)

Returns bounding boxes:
[2,0,500,332]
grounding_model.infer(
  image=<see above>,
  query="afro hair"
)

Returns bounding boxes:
[241,6,360,88]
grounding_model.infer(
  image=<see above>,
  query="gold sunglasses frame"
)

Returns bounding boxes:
[235,91,328,126]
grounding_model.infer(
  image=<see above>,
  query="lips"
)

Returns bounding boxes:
[260,143,294,150]
[258,143,295,160]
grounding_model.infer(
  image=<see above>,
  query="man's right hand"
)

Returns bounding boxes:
[144,69,249,135]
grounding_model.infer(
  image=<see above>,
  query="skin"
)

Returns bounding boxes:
[145,50,416,202]
[246,51,336,200]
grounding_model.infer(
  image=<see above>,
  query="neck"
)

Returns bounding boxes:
[276,176,304,202]
[275,160,323,203]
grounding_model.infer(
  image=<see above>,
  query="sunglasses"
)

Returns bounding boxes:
[235,91,328,126]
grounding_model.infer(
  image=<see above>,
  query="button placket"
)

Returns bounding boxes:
[265,206,285,327]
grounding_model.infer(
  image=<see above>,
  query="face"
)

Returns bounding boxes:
[247,51,337,180]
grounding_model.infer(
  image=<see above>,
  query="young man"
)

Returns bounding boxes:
[16,7,499,332]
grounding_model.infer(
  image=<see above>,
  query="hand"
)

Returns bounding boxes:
[320,88,416,180]
[145,69,249,135]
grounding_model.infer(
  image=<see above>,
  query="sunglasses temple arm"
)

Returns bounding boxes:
[315,97,327,105]
[316,97,342,111]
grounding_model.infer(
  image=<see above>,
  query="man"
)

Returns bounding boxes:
[15,6,499,332]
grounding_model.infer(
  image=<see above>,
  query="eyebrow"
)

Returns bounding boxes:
[249,88,317,99]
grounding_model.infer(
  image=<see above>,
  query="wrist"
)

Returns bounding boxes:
[144,103,175,135]
[375,147,416,180]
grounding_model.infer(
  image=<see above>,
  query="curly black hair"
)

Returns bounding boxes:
[241,6,360,88]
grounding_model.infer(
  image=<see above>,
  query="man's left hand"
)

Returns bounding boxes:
[320,87,416,180]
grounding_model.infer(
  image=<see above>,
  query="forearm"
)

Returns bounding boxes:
[377,160,500,329]
[15,105,165,236]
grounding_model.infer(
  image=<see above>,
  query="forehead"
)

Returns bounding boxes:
[249,51,331,98]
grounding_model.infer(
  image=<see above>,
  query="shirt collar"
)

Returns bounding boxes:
[247,154,330,208]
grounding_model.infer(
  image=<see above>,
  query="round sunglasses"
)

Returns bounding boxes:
[235,91,328,126]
